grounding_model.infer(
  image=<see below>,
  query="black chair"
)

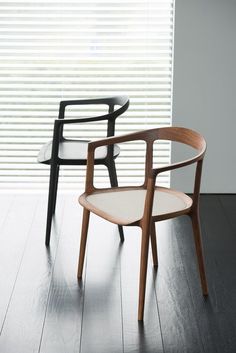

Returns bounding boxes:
[38,95,129,246]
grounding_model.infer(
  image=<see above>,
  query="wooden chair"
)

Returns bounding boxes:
[38,95,129,246]
[77,126,208,321]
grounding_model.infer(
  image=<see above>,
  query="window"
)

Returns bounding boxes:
[0,0,174,190]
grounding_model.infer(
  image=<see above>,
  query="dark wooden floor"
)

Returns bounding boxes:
[0,193,236,352]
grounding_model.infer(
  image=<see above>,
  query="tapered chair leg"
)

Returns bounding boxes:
[190,212,208,295]
[138,226,150,321]
[107,161,124,242]
[77,208,90,279]
[52,165,60,214]
[150,222,158,268]
[45,163,58,246]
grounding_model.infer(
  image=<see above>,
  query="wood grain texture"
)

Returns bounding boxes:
[120,227,163,353]
[0,195,65,353]
[84,126,206,195]
[150,222,158,268]
[79,126,207,320]
[77,208,90,279]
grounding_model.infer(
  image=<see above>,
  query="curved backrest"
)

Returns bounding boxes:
[56,95,129,144]
[58,95,129,123]
[138,127,206,209]
[155,126,206,152]
[138,126,206,214]
[120,126,205,153]
[85,126,206,208]
[139,127,206,188]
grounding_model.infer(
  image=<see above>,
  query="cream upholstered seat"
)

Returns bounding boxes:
[79,187,192,226]
[77,127,208,321]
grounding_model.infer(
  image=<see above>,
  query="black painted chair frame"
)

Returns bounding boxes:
[38,96,129,246]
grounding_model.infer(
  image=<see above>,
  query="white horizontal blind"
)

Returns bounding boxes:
[0,0,174,190]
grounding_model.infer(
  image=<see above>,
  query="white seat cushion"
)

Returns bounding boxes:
[80,187,192,225]
[37,139,120,163]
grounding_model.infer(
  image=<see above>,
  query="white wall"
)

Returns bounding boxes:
[171,0,236,192]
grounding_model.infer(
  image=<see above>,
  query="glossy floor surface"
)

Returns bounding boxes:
[0,193,236,353]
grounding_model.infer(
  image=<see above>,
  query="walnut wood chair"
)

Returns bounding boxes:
[38,95,129,246]
[77,126,208,321]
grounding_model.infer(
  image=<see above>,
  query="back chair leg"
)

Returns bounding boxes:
[150,222,158,268]
[190,212,208,296]
[138,226,150,321]
[45,163,58,246]
[77,208,90,279]
[107,161,124,242]
[52,165,60,214]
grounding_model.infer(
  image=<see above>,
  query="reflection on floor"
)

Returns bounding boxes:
[0,193,236,353]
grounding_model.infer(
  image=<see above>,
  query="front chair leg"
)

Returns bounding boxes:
[45,163,58,246]
[190,212,208,295]
[107,161,124,242]
[77,208,90,279]
[138,226,150,321]
[52,165,60,214]
[150,222,158,268]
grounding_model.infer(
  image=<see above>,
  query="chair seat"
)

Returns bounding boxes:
[79,186,193,225]
[37,139,120,164]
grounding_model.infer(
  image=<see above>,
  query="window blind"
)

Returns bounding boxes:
[0,0,174,190]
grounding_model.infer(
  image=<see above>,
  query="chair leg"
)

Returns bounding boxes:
[150,222,158,268]
[107,161,124,242]
[45,163,58,246]
[77,208,90,279]
[138,226,150,321]
[52,165,59,214]
[190,212,208,296]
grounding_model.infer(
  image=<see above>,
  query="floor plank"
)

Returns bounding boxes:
[218,194,236,234]
[172,195,236,353]
[0,194,236,353]
[153,220,204,353]
[0,195,65,353]
[0,195,38,332]
[39,196,84,353]
[200,195,236,312]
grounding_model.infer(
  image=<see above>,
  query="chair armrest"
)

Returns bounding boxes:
[58,98,110,124]
[58,96,129,120]
[49,116,113,161]
[56,96,129,141]
[152,151,205,177]
[54,115,111,125]
[86,130,205,183]
[84,131,145,193]
[60,97,124,109]
[58,98,112,119]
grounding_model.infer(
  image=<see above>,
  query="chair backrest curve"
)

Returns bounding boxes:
[156,126,206,152]
[85,126,206,195]
[59,95,129,122]
[143,126,206,187]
